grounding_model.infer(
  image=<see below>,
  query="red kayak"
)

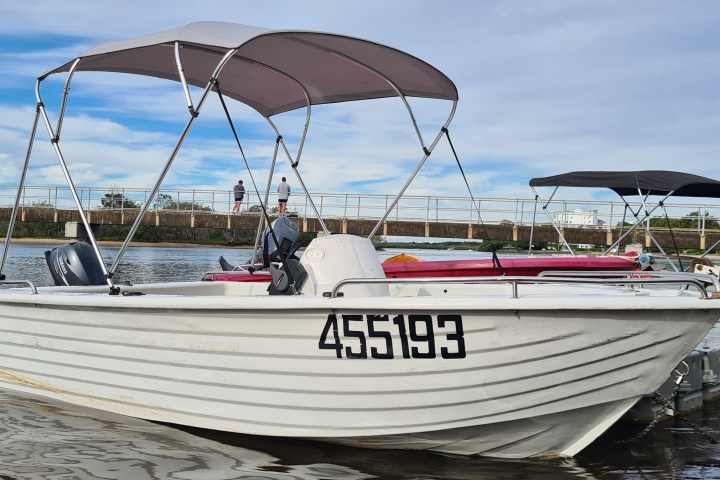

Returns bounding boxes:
[202,252,640,282]
[382,254,639,278]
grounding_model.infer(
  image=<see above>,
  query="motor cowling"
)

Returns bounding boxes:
[44,241,107,286]
[259,216,300,265]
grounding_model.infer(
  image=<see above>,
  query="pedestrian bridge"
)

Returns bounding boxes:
[2,185,719,251]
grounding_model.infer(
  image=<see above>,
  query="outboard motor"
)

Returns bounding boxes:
[217,217,302,275]
[44,241,106,286]
[257,217,308,295]
[259,216,300,265]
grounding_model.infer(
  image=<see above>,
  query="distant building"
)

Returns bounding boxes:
[553,209,605,228]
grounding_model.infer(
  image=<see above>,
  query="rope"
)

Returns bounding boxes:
[214,81,261,209]
[613,384,681,445]
[660,202,684,271]
[214,82,297,290]
[619,203,629,246]
[491,247,505,276]
[442,127,504,273]
[614,366,717,445]
[649,392,717,444]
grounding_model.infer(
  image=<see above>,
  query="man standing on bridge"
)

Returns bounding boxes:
[277,177,290,215]
[232,179,245,213]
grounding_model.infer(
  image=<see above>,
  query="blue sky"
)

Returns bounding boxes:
[2,1,720,205]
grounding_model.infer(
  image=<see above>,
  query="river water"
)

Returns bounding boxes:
[1,243,720,479]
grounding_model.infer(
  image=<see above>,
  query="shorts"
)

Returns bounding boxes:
[235,196,243,201]
[279,199,288,203]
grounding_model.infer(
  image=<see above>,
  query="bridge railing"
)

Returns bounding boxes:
[1,185,720,235]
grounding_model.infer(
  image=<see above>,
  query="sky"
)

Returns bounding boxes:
[2,1,720,210]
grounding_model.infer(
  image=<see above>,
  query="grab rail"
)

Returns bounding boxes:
[537,270,720,291]
[0,280,38,294]
[330,274,713,299]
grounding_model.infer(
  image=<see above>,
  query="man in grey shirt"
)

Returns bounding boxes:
[232,180,245,213]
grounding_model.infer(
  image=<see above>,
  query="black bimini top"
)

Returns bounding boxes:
[529,170,720,198]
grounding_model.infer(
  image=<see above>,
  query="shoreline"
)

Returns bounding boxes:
[2,238,249,249]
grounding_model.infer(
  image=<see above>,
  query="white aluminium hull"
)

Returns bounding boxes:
[0,282,716,458]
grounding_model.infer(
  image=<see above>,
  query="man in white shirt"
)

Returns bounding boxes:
[277,177,291,215]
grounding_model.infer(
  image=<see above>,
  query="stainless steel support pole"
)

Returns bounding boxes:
[0,106,41,278]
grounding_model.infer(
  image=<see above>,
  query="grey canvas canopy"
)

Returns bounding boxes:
[42,21,458,117]
[529,170,720,198]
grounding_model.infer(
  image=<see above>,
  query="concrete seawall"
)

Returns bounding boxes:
[3,206,720,247]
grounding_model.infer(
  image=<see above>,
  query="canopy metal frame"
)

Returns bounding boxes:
[0,22,459,292]
[530,185,678,269]
[528,170,720,270]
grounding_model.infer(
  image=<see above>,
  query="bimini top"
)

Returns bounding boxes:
[529,170,720,198]
[42,21,458,117]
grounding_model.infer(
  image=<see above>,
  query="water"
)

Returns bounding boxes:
[2,243,720,479]
[0,243,259,287]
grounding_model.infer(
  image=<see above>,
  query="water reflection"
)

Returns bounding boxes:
[0,389,370,480]
[183,427,599,480]
[0,389,600,480]
[577,405,720,479]
[10,385,720,479]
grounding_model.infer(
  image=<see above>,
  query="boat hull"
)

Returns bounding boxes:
[0,284,714,458]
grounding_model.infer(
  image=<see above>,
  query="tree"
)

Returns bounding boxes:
[100,192,139,209]
[164,201,212,212]
[183,201,212,211]
[371,235,386,247]
[649,210,720,229]
[153,193,211,212]
[248,205,277,213]
[153,193,173,210]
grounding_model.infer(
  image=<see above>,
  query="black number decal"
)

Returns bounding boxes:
[367,315,393,359]
[343,315,367,359]
[438,314,466,359]
[320,313,465,360]
[319,314,343,358]
[392,314,411,358]
[409,315,436,359]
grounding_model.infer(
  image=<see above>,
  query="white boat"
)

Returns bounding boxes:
[1,22,720,459]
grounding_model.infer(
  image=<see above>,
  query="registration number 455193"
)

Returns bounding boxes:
[318,314,466,360]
